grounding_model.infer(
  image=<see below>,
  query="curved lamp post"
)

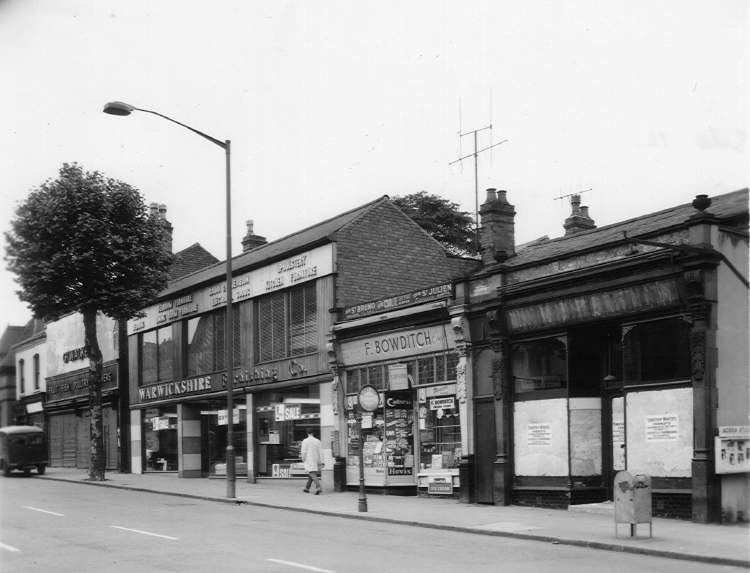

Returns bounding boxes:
[103,101,237,499]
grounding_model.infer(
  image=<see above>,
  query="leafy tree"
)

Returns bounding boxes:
[5,163,173,480]
[391,191,478,256]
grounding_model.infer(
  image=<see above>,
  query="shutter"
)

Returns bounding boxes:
[63,415,77,467]
[49,415,64,466]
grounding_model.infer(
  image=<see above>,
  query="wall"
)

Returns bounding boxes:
[715,227,750,519]
[627,387,693,476]
[334,200,458,308]
[15,337,46,398]
[514,398,569,476]
[46,313,118,377]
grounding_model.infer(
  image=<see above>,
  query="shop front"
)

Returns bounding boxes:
[339,323,464,496]
[45,362,119,469]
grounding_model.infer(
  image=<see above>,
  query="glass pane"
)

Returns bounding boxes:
[157,326,173,381]
[142,331,157,384]
[418,394,461,470]
[624,319,690,383]
[512,338,567,392]
[215,310,225,371]
[187,315,215,376]
[435,354,445,383]
[417,357,434,385]
[368,365,384,389]
[446,353,459,381]
[346,369,359,394]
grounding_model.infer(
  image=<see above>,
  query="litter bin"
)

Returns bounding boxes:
[614,470,652,538]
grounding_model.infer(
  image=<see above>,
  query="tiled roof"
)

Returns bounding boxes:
[169,243,219,280]
[505,189,748,268]
[160,196,390,297]
[0,325,27,355]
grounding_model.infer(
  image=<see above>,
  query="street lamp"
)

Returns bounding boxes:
[103,101,237,499]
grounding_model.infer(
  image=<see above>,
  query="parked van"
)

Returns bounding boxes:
[0,425,48,476]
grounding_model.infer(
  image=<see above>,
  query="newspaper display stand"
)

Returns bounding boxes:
[614,470,653,538]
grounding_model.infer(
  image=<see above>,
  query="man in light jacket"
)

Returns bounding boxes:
[301,427,322,494]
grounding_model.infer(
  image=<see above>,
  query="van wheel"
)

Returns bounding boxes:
[37,464,46,475]
[23,468,31,476]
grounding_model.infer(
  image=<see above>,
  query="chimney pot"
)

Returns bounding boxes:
[497,189,508,203]
[486,188,497,202]
[242,219,267,252]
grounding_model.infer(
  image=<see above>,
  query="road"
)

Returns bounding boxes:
[0,476,743,573]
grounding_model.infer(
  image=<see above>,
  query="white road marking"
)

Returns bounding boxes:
[110,525,178,541]
[0,541,21,553]
[266,558,335,572]
[22,505,64,516]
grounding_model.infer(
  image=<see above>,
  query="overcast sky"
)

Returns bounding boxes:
[1,0,747,327]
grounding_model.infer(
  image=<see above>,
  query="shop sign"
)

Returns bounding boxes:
[217,408,240,426]
[271,464,291,478]
[429,397,455,411]
[427,476,453,495]
[527,423,552,447]
[341,324,453,366]
[388,364,409,391]
[343,282,452,319]
[128,243,334,334]
[47,366,117,403]
[645,415,679,441]
[715,436,750,474]
[507,278,681,333]
[274,404,301,421]
[62,346,89,363]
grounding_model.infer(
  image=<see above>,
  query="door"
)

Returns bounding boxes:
[602,392,626,499]
[474,398,496,504]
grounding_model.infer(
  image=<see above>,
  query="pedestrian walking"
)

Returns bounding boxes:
[301,427,322,494]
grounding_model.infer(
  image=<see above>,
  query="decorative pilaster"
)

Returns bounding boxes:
[684,268,720,522]
[487,296,513,506]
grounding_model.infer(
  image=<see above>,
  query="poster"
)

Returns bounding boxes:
[645,415,679,441]
[527,423,552,447]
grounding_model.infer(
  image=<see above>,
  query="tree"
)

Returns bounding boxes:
[5,163,173,480]
[391,191,478,256]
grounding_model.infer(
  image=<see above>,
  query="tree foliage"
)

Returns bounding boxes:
[5,163,173,479]
[391,191,478,256]
[5,163,173,321]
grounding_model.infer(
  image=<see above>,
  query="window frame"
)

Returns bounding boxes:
[18,358,25,394]
[33,353,40,391]
[256,283,317,364]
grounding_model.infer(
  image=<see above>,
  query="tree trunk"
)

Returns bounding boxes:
[83,309,105,481]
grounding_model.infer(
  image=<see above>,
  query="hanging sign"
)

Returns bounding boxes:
[429,397,455,411]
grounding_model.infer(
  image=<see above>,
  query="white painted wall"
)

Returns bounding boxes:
[46,312,118,377]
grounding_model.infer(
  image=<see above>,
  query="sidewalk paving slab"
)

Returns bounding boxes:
[26,468,750,569]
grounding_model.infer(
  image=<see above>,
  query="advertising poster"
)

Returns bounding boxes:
[384,390,415,485]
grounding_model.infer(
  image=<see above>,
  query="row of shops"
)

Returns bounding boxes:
[8,190,749,523]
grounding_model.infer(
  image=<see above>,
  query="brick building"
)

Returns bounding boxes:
[461,187,748,523]
[126,196,475,484]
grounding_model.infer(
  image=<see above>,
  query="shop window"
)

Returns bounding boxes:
[418,356,435,385]
[141,325,174,385]
[512,337,567,393]
[346,366,387,394]
[18,359,25,394]
[187,311,225,377]
[255,387,320,478]
[201,401,247,477]
[418,393,461,471]
[623,318,690,384]
[33,354,40,390]
[143,406,178,471]
[257,283,317,363]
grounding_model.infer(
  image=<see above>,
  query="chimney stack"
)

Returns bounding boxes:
[241,220,267,252]
[150,202,173,252]
[479,188,516,264]
[563,194,596,236]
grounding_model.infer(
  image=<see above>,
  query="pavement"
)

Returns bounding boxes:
[33,468,750,569]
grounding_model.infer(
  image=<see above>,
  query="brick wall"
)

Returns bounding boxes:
[335,200,467,308]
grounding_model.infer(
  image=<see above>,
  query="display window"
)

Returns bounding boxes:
[255,386,320,478]
[199,401,247,477]
[417,387,461,471]
[143,406,178,471]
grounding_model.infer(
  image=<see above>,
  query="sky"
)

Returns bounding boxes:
[1,0,747,327]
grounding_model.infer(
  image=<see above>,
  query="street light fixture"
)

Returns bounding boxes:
[103,100,237,499]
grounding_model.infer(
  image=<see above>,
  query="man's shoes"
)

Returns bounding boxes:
[303,489,310,493]
[314,490,321,495]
